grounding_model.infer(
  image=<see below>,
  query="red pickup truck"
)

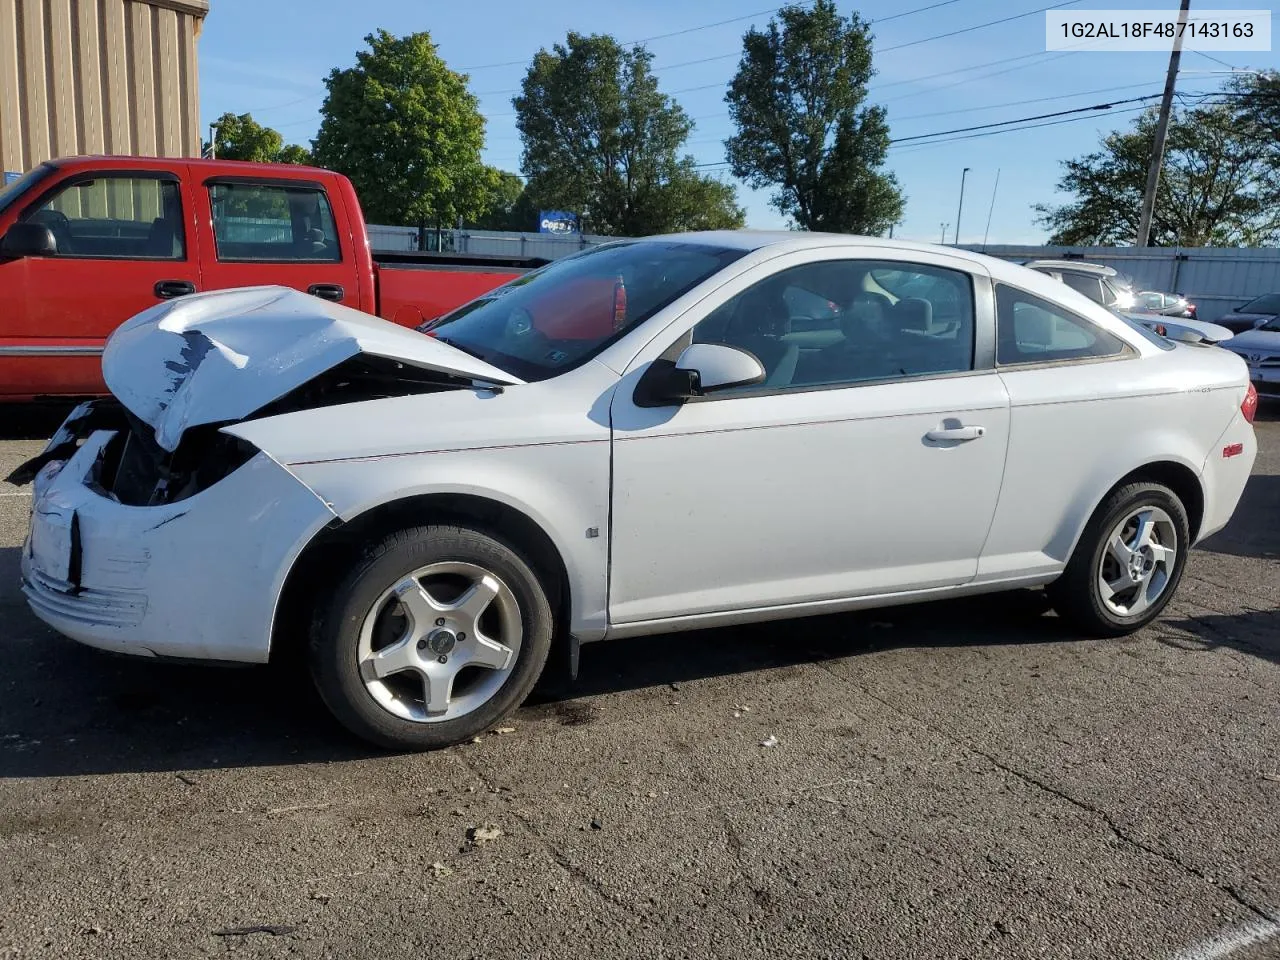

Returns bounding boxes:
[0,156,543,400]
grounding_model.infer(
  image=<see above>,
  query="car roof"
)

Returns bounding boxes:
[1022,259,1117,277]
[639,230,1032,273]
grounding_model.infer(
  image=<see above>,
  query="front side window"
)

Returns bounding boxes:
[996,284,1129,365]
[690,259,976,392]
[23,175,185,259]
[208,182,340,262]
[422,241,744,381]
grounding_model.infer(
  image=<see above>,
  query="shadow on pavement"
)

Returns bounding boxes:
[0,403,77,442]
[0,549,1069,779]
[1162,609,1280,666]
[1199,474,1280,561]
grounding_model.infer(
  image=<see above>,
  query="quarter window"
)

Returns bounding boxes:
[690,259,976,392]
[208,182,340,262]
[23,176,185,260]
[995,284,1128,365]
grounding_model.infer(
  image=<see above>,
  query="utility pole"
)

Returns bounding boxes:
[982,168,1001,252]
[954,166,970,245]
[206,122,219,159]
[939,222,949,244]
[1136,0,1190,246]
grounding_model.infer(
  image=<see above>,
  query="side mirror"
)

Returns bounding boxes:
[0,222,57,258]
[676,342,766,392]
[634,342,766,408]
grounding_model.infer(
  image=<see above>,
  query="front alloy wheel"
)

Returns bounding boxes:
[312,524,554,750]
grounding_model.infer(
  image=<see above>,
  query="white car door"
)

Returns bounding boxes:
[607,251,1012,627]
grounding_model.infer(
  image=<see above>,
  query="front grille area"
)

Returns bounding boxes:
[22,565,147,628]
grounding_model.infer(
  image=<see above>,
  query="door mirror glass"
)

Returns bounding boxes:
[676,342,766,392]
[0,222,57,258]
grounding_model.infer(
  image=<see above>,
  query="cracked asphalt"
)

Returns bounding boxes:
[1,403,1277,960]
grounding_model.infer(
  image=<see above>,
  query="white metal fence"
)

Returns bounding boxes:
[367,226,1280,323]
[965,245,1280,323]
[367,224,614,259]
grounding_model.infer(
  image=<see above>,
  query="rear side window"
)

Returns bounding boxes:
[208,182,340,262]
[23,175,185,260]
[996,284,1129,365]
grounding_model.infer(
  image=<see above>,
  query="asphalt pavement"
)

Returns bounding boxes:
[1,403,1278,960]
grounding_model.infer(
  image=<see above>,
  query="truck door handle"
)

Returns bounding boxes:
[925,424,986,442]
[154,279,195,299]
[308,283,344,302]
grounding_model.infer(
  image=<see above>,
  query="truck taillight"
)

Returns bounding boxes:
[1242,383,1258,424]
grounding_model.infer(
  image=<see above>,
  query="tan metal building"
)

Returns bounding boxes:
[0,0,208,174]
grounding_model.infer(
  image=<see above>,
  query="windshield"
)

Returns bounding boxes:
[422,241,745,381]
[0,164,54,218]
[1239,294,1280,315]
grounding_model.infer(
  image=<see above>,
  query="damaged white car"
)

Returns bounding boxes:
[13,233,1259,750]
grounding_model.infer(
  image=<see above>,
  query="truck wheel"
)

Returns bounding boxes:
[310,524,554,750]
[1047,482,1189,637]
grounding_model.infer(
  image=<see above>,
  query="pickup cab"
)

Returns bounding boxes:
[0,156,543,400]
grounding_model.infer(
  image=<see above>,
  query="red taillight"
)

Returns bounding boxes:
[612,275,627,332]
[1242,383,1258,424]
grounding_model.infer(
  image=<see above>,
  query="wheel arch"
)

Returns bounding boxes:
[269,492,573,667]
[1060,457,1205,565]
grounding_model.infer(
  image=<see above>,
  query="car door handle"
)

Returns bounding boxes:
[308,283,344,302]
[925,424,986,442]
[154,279,196,299]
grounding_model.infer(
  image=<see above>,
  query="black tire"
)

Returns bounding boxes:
[1047,481,1190,637]
[310,524,554,751]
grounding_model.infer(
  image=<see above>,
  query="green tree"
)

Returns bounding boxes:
[313,30,494,232]
[472,168,537,231]
[724,0,903,234]
[514,32,744,235]
[205,112,311,164]
[1035,99,1280,247]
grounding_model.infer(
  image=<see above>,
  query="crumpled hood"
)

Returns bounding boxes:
[103,286,522,451]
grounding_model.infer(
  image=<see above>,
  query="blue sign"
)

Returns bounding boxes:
[3,171,22,185]
[538,210,579,235]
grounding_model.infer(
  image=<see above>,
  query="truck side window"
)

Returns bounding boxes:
[23,176,185,260]
[207,182,341,263]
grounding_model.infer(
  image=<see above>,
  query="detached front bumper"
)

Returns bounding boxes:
[20,430,338,662]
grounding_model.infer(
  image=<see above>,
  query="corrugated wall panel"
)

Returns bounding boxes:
[73,0,104,154]
[0,0,22,167]
[20,0,51,167]
[0,0,206,172]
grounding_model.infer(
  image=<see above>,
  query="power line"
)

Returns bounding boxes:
[1193,50,1238,70]
[889,82,1161,122]
[459,0,971,72]
[691,98,1153,168]
[878,0,1084,53]
[889,94,1159,143]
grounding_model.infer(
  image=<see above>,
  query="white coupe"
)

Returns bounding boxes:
[13,233,1259,749]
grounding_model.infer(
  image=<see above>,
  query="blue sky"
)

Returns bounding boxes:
[198,1,1278,243]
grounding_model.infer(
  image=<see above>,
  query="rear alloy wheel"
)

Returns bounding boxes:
[311,525,554,750]
[1048,482,1190,637]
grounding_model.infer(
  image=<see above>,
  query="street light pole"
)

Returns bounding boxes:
[1136,0,1190,246]
[940,222,949,244]
[954,166,970,246]
[207,122,219,159]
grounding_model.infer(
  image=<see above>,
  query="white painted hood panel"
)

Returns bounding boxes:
[102,286,522,451]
